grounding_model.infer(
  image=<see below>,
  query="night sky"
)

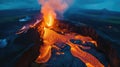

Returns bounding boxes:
[0,0,120,11]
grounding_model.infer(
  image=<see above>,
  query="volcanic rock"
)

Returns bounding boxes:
[14,20,120,67]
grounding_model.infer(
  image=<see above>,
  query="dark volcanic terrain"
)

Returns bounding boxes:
[0,9,120,67]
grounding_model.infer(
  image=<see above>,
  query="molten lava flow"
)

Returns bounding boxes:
[68,42,104,67]
[36,24,104,67]
[34,0,104,67]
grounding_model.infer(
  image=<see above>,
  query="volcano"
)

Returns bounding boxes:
[13,0,120,67]
[14,18,120,67]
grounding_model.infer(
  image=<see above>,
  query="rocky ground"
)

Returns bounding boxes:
[0,9,120,67]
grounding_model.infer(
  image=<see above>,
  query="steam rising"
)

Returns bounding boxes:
[38,0,72,15]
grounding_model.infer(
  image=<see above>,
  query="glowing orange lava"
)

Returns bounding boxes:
[35,24,104,67]
[34,0,104,67]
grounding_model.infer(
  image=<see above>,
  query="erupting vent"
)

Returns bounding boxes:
[27,0,104,66]
[17,0,107,67]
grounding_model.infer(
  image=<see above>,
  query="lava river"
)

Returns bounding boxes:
[35,23,104,67]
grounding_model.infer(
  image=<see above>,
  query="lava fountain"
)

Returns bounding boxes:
[29,0,105,67]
